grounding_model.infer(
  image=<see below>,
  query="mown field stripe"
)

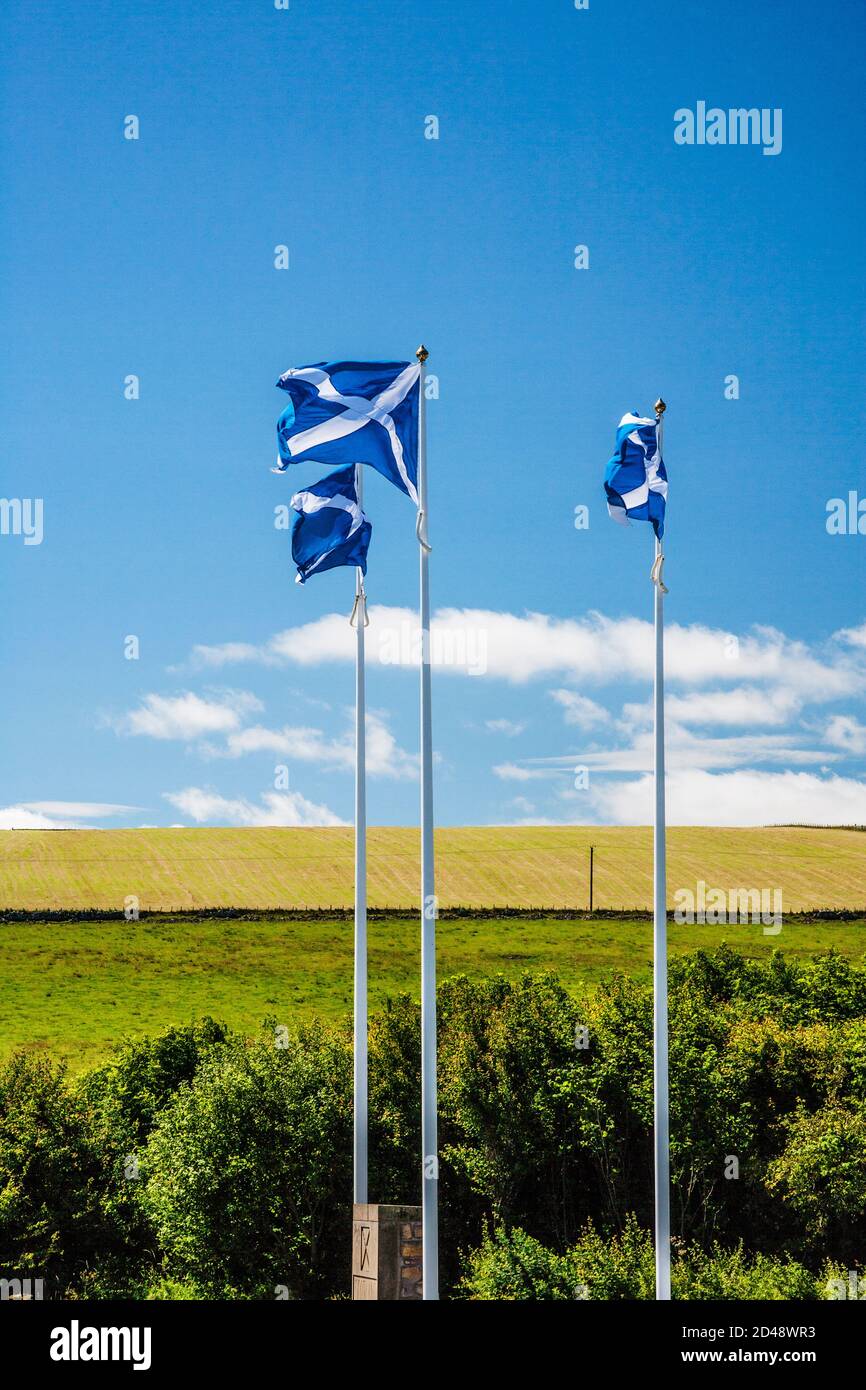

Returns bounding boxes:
[1,826,864,913]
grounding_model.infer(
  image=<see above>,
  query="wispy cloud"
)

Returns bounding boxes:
[588,769,866,828]
[824,714,866,755]
[483,612,866,830]
[114,688,416,781]
[162,787,345,827]
[211,710,417,780]
[518,728,837,776]
[485,718,527,737]
[834,621,866,650]
[186,607,866,699]
[549,689,610,728]
[0,801,141,829]
[493,763,554,783]
[115,690,263,741]
[662,686,802,728]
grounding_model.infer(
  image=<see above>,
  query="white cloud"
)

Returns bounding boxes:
[662,686,802,727]
[0,801,141,829]
[190,617,353,670]
[170,609,866,829]
[485,718,527,737]
[119,685,416,780]
[493,762,555,782]
[497,815,564,827]
[162,786,345,827]
[20,800,140,818]
[364,712,418,779]
[218,711,417,780]
[824,715,866,755]
[834,621,866,650]
[184,641,264,668]
[549,689,610,728]
[524,728,836,777]
[0,806,78,829]
[187,608,866,699]
[589,769,866,827]
[118,691,263,741]
[222,724,351,766]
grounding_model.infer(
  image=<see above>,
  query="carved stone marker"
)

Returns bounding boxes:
[352,1204,423,1300]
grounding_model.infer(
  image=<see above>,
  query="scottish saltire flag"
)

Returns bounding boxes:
[604,412,668,539]
[290,465,372,585]
[274,361,421,505]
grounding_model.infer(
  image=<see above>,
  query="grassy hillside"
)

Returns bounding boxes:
[3,911,864,1071]
[1,825,864,912]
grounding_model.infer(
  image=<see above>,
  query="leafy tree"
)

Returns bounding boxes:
[140,1024,352,1298]
[766,1101,866,1262]
[80,1017,232,1152]
[0,1052,122,1294]
[437,973,585,1245]
[3,946,866,1299]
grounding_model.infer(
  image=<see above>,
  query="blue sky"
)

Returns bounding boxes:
[2,0,865,830]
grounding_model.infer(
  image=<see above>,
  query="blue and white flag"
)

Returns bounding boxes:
[274,360,421,505]
[290,465,372,585]
[604,411,668,538]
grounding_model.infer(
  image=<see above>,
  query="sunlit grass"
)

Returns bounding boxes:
[2,910,863,1072]
[1,825,864,912]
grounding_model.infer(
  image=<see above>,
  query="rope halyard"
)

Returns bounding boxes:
[650,550,669,594]
[349,587,370,628]
[416,508,432,552]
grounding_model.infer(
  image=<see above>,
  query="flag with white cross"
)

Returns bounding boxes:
[290,464,372,585]
[604,410,668,539]
[274,360,421,505]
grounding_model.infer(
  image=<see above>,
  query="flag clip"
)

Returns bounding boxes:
[650,551,669,594]
[349,588,370,629]
[416,509,432,553]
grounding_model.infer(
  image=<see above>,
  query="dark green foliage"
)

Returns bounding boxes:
[767,1101,866,1249]
[460,1218,825,1301]
[1,948,865,1299]
[0,1053,126,1295]
[80,1017,232,1152]
[140,1023,352,1299]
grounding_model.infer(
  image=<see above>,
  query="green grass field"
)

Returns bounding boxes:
[2,826,863,1070]
[1,825,864,911]
[2,910,864,1072]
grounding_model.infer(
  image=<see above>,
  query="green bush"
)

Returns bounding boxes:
[2,947,866,1299]
[458,1224,587,1300]
[459,1217,655,1300]
[69,1019,235,1295]
[0,1052,123,1295]
[438,973,585,1244]
[767,1101,866,1258]
[462,1218,826,1301]
[673,1243,821,1300]
[140,1023,352,1299]
[80,1017,232,1152]
[367,994,421,1206]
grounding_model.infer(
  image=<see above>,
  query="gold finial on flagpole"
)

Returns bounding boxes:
[654,398,666,417]
[416,344,429,363]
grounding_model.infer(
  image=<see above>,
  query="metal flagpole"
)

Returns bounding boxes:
[415,344,439,1301]
[652,397,670,1301]
[352,462,368,1207]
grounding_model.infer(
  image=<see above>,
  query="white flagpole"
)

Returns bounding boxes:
[352,462,368,1207]
[416,344,439,1301]
[652,397,670,1301]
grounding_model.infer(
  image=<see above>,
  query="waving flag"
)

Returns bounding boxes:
[604,411,668,538]
[274,361,421,505]
[290,465,371,585]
